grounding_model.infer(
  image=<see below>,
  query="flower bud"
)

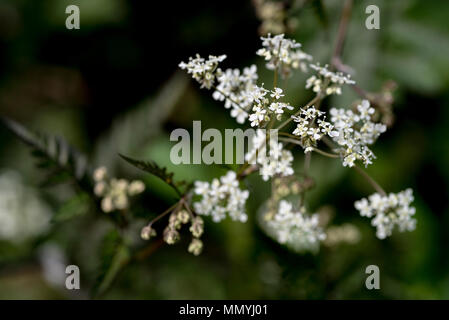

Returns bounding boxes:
[93,166,107,182]
[188,238,203,256]
[128,180,145,196]
[189,216,204,238]
[141,225,156,240]
[163,226,180,245]
[177,209,190,224]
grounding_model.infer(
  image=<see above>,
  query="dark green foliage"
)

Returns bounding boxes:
[119,153,186,196]
[1,117,91,188]
[91,229,130,299]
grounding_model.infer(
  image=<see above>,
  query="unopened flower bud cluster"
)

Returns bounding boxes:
[141,206,205,256]
[257,33,312,77]
[93,166,145,213]
[323,223,361,246]
[253,0,288,35]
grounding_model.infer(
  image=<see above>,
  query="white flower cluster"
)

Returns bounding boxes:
[355,189,416,239]
[193,171,249,223]
[291,106,339,153]
[330,100,387,167]
[257,33,312,77]
[0,171,51,242]
[179,54,227,89]
[245,129,294,181]
[248,86,294,127]
[268,200,326,252]
[212,65,258,124]
[93,166,145,213]
[306,63,355,95]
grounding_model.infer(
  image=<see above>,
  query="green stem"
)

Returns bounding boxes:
[354,165,387,196]
[312,148,340,158]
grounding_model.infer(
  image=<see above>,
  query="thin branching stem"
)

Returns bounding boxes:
[312,148,340,158]
[276,94,321,130]
[354,165,387,196]
[212,86,247,112]
[148,202,179,226]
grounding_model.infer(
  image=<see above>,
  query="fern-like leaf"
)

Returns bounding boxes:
[119,154,183,196]
[1,117,90,186]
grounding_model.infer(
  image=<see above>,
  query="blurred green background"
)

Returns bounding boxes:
[0,0,449,299]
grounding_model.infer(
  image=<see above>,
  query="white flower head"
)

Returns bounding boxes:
[193,171,248,223]
[290,106,336,152]
[257,33,312,77]
[212,65,259,124]
[355,188,416,239]
[307,63,355,95]
[330,100,386,167]
[179,54,226,89]
[268,200,326,252]
[245,130,294,181]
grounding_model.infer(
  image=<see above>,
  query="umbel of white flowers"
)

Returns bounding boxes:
[245,129,294,181]
[193,171,249,223]
[329,100,387,168]
[179,33,417,252]
[268,200,326,252]
[355,189,416,239]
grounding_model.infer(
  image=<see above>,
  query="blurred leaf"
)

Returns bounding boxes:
[310,0,329,29]
[93,71,188,172]
[52,192,90,223]
[91,229,130,298]
[1,117,90,185]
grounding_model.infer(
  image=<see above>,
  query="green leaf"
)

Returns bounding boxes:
[119,153,183,196]
[52,193,90,222]
[1,117,90,185]
[91,230,130,298]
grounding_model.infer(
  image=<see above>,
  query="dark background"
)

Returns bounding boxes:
[0,0,449,299]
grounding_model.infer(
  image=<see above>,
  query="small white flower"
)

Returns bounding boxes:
[230,107,248,124]
[270,87,284,100]
[94,167,144,213]
[249,105,267,127]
